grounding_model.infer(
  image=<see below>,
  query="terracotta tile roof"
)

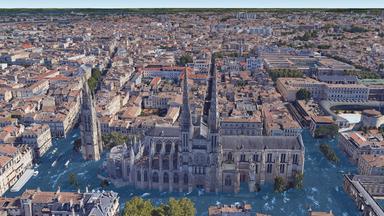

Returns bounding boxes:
[0,155,11,167]
[0,144,17,155]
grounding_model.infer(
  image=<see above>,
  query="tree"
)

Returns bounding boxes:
[87,68,103,93]
[274,176,287,193]
[268,69,303,81]
[123,197,195,216]
[319,143,340,163]
[102,132,130,149]
[73,138,81,152]
[293,173,304,189]
[68,172,79,187]
[151,205,169,216]
[100,179,109,188]
[175,198,195,216]
[123,197,154,216]
[314,125,338,138]
[296,88,311,102]
[344,70,380,79]
[177,54,193,66]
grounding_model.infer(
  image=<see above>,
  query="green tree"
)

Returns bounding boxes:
[73,138,81,152]
[296,88,311,102]
[268,69,303,81]
[319,143,340,163]
[123,197,154,216]
[68,172,79,187]
[177,54,193,66]
[314,125,338,138]
[274,176,287,193]
[123,197,195,216]
[176,198,195,216]
[293,173,304,189]
[100,179,109,188]
[344,70,380,79]
[102,132,130,149]
[87,68,103,93]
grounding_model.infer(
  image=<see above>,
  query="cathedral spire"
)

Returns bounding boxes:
[180,68,192,154]
[208,57,219,133]
[80,80,103,161]
[180,68,192,132]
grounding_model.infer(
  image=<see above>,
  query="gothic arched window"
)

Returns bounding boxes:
[163,172,169,183]
[152,172,159,183]
[228,152,233,162]
[173,173,179,183]
[183,173,188,185]
[225,176,232,186]
[144,170,148,182]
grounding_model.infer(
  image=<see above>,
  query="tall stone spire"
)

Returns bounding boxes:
[208,57,219,153]
[180,68,192,153]
[80,80,103,161]
[180,68,192,132]
[208,57,219,133]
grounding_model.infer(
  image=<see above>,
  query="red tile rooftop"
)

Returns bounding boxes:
[0,155,11,167]
[360,154,384,168]
[0,144,17,155]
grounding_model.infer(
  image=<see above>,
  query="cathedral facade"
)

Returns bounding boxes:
[106,59,305,193]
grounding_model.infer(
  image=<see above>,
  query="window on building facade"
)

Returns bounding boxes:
[183,174,188,185]
[267,164,272,173]
[152,172,159,183]
[253,154,259,162]
[280,153,286,163]
[240,154,246,162]
[144,171,148,182]
[163,172,169,183]
[173,173,179,183]
[293,154,298,165]
[225,176,232,186]
[227,152,233,161]
[280,164,285,173]
[267,153,273,163]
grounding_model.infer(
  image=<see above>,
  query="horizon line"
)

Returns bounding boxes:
[1,7,384,9]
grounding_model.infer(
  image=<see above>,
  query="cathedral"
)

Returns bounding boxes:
[106,58,305,193]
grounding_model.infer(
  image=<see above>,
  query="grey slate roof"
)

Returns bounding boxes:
[147,126,180,137]
[318,75,358,83]
[220,135,304,150]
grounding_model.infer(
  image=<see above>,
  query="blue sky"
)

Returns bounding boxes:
[2,0,384,8]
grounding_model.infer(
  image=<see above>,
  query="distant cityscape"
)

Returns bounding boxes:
[0,9,383,216]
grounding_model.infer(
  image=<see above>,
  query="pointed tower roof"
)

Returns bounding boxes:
[180,68,192,132]
[208,57,219,133]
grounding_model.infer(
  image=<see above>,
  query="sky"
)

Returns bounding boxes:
[2,0,384,8]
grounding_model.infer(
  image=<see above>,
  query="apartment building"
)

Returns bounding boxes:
[0,145,33,196]
[339,130,384,164]
[220,117,263,136]
[21,124,52,159]
[276,77,369,102]
[143,66,183,79]
[358,154,384,176]
[0,189,120,216]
